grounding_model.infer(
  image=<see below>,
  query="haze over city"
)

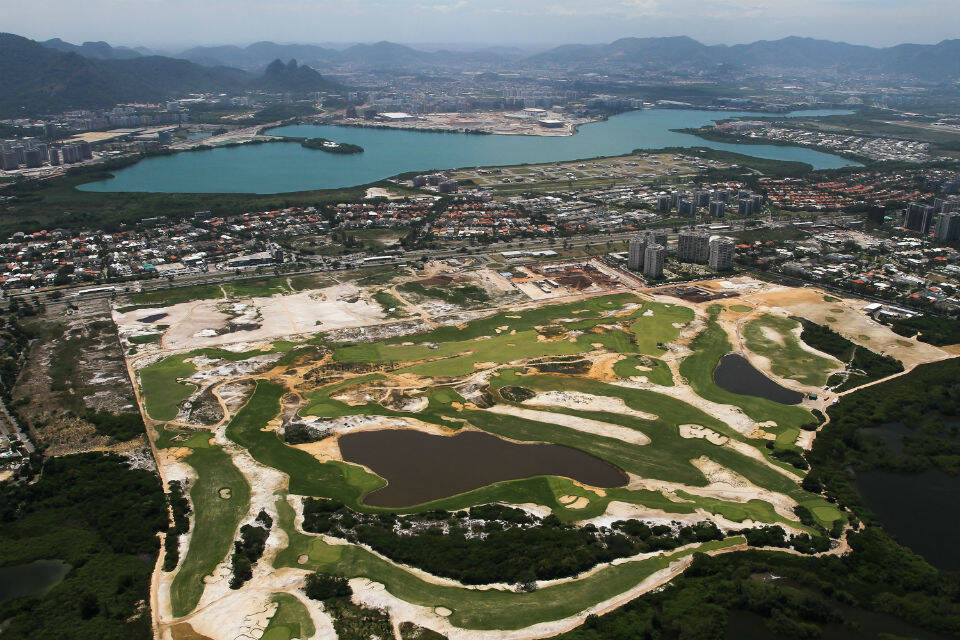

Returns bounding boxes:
[5,0,960,48]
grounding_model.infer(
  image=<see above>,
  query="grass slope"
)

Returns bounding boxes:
[742,314,836,387]
[274,495,744,630]
[168,444,252,617]
[261,593,316,640]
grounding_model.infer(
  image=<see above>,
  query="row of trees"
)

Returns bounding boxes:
[302,499,727,586]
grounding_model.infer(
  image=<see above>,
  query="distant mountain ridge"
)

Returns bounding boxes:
[38,34,960,79]
[528,35,960,79]
[0,33,341,117]
[41,38,145,60]
[177,39,517,71]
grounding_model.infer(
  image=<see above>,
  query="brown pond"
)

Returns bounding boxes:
[338,429,628,508]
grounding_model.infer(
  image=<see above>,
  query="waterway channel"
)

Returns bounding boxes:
[79,109,856,194]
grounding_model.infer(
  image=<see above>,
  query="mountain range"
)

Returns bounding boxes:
[50,34,958,79]
[0,33,341,117]
[3,32,960,117]
[527,36,960,79]
[177,40,515,71]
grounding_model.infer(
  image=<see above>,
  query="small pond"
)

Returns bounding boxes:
[0,560,71,601]
[338,429,628,507]
[713,353,804,405]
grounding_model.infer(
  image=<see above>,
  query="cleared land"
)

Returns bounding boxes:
[126,275,927,640]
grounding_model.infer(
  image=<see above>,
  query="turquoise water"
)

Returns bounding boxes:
[80,109,856,194]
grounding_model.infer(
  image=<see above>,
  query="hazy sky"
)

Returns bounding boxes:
[5,0,958,49]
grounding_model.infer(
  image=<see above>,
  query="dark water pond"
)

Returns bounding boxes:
[339,429,628,507]
[713,353,804,405]
[854,468,960,572]
[0,560,71,601]
[861,421,913,455]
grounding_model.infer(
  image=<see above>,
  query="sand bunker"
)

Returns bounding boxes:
[524,391,657,421]
[487,404,650,445]
[678,424,728,446]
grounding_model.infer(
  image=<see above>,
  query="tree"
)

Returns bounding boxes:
[304,572,351,601]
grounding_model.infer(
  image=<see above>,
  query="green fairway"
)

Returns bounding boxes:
[139,354,198,421]
[332,293,685,377]
[262,593,316,640]
[274,496,744,630]
[679,307,814,451]
[742,314,837,387]
[169,444,251,617]
[154,426,213,449]
[613,355,674,386]
[629,302,694,355]
[289,368,829,526]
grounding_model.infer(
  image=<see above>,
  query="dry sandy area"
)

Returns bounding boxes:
[116,284,385,351]
[487,404,650,445]
[679,424,728,446]
[748,286,948,368]
[524,391,658,421]
[611,380,757,435]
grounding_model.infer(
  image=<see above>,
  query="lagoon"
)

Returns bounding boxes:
[79,109,856,194]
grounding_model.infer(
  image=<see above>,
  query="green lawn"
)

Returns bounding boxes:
[613,355,674,386]
[168,445,251,617]
[139,354,198,421]
[117,283,224,312]
[223,276,292,299]
[742,314,837,387]
[274,495,744,630]
[629,302,695,355]
[679,306,815,453]
[262,593,316,640]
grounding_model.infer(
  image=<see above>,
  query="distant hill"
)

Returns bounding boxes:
[0,33,342,117]
[41,37,143,60]
[177,39,506,71]
[179,41,341,70]
[257,58,341,91]
[528,35,960,79]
